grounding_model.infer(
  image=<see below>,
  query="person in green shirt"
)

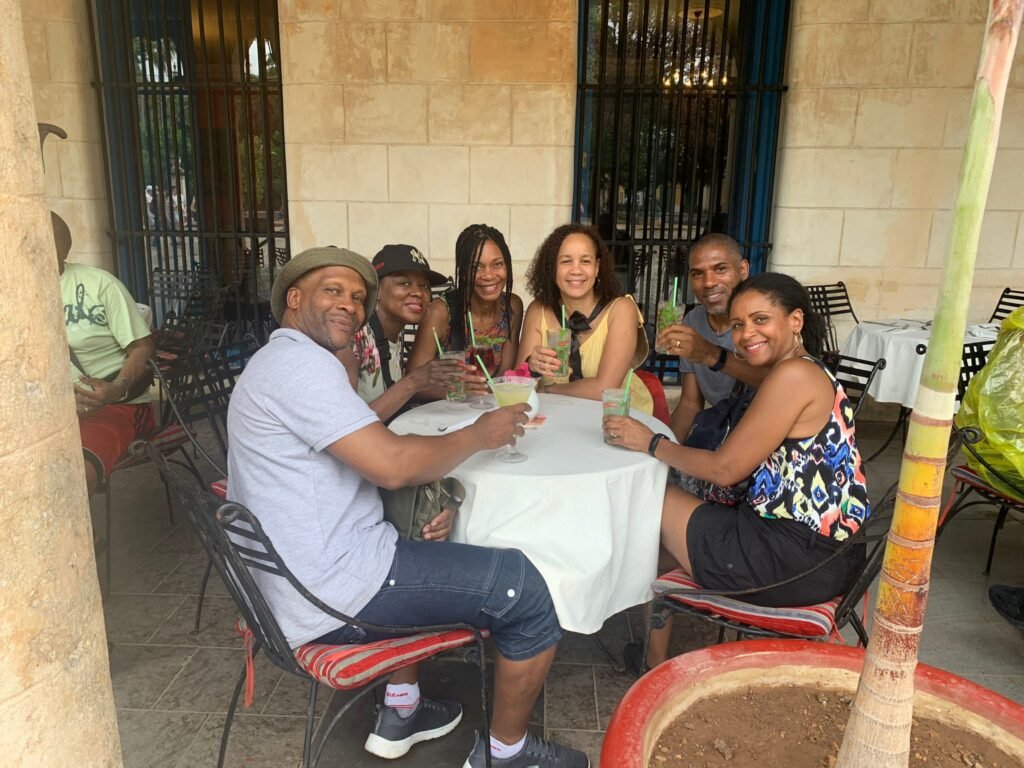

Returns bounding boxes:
[55,212,155,497]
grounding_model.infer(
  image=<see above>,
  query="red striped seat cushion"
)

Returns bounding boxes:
[295,630,480,690]
[210,478,228,498]
[653,569,840,638]
[951,464,1024,505]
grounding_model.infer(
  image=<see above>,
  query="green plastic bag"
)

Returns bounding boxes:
[955,307,1024,500]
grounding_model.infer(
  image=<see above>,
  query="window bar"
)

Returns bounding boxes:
[740,6,772,268]
[590,0,612,223]
[623,0,654,264]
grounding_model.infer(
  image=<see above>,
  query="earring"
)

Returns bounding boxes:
[733,348,746,362]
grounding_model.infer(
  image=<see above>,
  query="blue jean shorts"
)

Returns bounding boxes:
[314,538,563,661]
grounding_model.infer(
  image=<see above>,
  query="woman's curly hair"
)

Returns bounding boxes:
[526,223,622,310]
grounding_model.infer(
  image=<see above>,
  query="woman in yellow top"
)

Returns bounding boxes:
[518,224,652,414]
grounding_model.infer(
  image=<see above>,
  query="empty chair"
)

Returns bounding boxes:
[143,444,489,768]
[806,282,859,354]
[958,339,996,403]
[989,287,1024,323]
[823,353,886,419]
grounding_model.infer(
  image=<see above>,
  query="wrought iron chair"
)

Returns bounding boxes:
[989,286,1024,323]
[142,444,491,768]
[822,353,886,420]
[938,427,1024,574]
[806,282,859,354]
[638,481,898,670]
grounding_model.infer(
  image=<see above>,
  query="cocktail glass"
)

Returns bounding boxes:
[655,300,685,354]
[468,345,497,409]
[545,327,571,384]
[441,350,466,405]
[488,375,535,463]
[602,387,630,444]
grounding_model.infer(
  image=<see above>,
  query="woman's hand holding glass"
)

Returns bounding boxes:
[602,414,655,453]
[528,344,561,377]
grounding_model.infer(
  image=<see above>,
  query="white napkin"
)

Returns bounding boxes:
[439,413,485,433]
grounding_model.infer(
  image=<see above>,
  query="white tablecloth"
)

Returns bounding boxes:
[840,319,1000,408]
[390,394,673,633]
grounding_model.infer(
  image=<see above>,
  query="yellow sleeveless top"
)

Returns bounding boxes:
[541,296,653,415]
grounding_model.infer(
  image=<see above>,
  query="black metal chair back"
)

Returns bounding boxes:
[989,287,1024,323]
[806,282,859,354]
[824,353,886,419]
[957,339,995,403]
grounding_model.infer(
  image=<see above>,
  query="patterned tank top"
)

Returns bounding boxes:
[746,356,870,542]
[441,293,510,377]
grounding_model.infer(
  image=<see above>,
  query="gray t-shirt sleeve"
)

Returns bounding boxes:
[261,338,379,452]
[677,310,701,375]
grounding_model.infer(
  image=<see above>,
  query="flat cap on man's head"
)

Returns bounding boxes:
[271,246,378,326]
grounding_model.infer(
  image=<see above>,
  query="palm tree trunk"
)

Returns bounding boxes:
[0,2,124,765]
[836,2,1024,767]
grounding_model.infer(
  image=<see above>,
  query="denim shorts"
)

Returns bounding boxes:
[314,538,563,661]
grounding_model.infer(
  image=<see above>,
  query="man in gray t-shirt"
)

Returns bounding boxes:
[227,247,589,768]
[655,234,765,441]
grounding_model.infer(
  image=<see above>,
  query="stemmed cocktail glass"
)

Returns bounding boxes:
[488,375,535,463]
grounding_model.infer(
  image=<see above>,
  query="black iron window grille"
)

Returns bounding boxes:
[90,0,289,341]
[574,0,790,335]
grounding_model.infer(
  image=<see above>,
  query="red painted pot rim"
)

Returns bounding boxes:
[601,639,1024,768]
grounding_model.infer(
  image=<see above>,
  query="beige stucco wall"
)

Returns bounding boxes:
[773,0,1024,333]
[23,0,111,270]
[278,0,577,291]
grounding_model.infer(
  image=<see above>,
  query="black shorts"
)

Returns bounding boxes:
[686,502,865,607]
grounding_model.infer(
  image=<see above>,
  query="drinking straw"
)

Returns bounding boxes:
[432,328,444,356]
[561,304,566,329]
[671,276,679,306]
[467,312,477,346]
[475,354,496,389]
[624,367,634,399]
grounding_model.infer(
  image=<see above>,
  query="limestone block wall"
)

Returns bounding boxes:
[23,0,112,270]
[278,0,577,292]
[772,0,1024,331]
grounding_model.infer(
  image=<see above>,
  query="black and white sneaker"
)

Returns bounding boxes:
[363,698,462,759]
[462,731,590,768]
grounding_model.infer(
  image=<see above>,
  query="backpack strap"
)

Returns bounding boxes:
[368,313,396,389]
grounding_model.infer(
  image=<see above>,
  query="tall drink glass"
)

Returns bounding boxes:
[545,327,571,384]
[488,375,536,463]
[468,344,496,409]
[602,387,630,444]
[655,300,685,354]
[441,349,466,405]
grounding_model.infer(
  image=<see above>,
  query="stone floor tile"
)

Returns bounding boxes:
[116,709,208,768]
[544,663,598,731]
[149,595,244,648]
[154,647,282,712]
[179,713,306,768]
[556,612,633,666]
[104,593,189,644]
[919,616,1024,676]
[260,672,332,718]
[109,644,196,709]
[546,728,605,768]
[594,666,634,730]
[149,524,206,556]
[110,551,187,595]
[152,554,229,597]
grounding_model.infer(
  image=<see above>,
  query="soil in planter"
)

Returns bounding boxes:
[650,684,1019,768]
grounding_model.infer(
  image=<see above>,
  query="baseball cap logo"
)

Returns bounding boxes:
[410,248,426,266]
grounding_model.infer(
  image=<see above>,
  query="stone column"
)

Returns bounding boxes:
[0,3,123,766]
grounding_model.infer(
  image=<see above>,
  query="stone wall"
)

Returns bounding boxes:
[23,0,111,270]
[278,0,577,290]
[773,0,1024,328]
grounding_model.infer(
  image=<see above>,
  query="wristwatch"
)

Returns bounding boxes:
[709,347,728,372]
[113,377,131,402]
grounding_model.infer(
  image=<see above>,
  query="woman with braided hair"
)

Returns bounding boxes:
[409,224,524,400]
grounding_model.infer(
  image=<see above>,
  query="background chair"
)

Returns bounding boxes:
[806,281,859,355]
[144,444,491,768]
[989,287,1024,323]
[938,426,1024,574]
[634,369,671,426]
[641,481,897,665]
[823,353,886,419]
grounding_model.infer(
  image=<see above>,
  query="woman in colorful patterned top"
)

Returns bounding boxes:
[605,272,870,667]
[409,224,523,400]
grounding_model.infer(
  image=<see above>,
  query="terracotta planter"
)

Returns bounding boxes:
[602,639,1024,767]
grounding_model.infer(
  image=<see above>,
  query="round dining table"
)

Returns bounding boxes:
[390,393,674,634]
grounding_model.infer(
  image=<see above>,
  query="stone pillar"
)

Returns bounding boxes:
[0,3,123,766]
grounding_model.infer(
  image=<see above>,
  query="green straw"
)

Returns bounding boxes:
[467,312,477,346]
[671,277,679,306]
[432,328,444,356]
[624,367,634,399]
[561,304,566,329]
[475,354,496,389]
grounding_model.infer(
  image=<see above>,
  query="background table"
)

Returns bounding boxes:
[841,319,1000,408]
[390,393,673,634]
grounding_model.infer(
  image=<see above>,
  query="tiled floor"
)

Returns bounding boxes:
[99,421,1024,767]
